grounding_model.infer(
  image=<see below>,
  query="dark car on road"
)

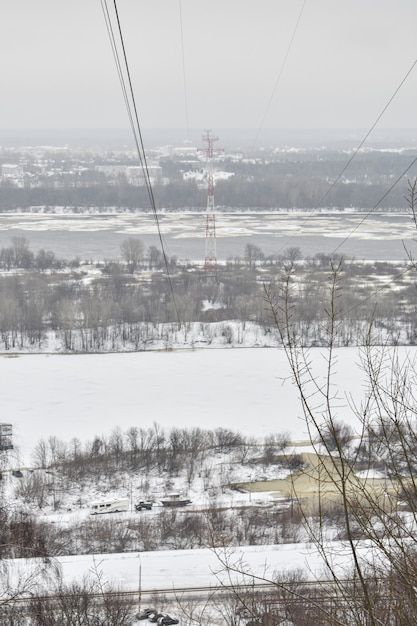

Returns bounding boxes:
[157,616,179,625]
[136,609,156,620]
[148,613,164,623]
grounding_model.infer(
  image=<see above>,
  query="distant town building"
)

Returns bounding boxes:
[126,165,162,186]
[172,146,198,157]
[95,164,162,186]
[95,164,127,178]
[2,163,23,178]
[1,164,25,187]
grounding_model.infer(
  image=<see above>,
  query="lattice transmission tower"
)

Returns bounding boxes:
[0,423,13,501]
[200,130,222,278]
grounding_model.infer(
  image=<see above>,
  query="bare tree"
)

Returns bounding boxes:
[0,557,59,623]
[11,237,34,269]
[120,237,144,273]
[28,573,133,626]
[215,183,417,626]
[260,254,417,623]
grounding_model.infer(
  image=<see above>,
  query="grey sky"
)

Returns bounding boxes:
[1,0,417,131]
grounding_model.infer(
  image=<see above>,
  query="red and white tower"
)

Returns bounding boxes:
[201,130,222,277]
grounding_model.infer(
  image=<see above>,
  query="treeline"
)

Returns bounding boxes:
[220,151,416,181]
[0,237,69,271]
[0,175,406,210]
[8,424,305,556]
[0,238,415,352]
[214,174,405,209]
[0,180,205,211]
[30,418,406,497]
[0,566,134,626]
[8,415,414,558]
[31,424,258,484]
[164,150,416,182]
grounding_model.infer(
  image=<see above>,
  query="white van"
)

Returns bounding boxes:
[90,498,129,514]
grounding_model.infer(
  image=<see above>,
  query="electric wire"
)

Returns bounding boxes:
[178,0,190,141]
[100,1,152,208]
[100,1,140,160]
[267,55,417,322]
[345,264,415,316]
[102,2,416,329]
[274,57,417,257]
[298,162,417,323]
[333,156,417,254]
[253,0,308,146]
[247,1,416,326]
[331,167,417,319]
[319,57,417,214]
[111,1,157,205]
[101,0,180,322]
[100,2,128,118]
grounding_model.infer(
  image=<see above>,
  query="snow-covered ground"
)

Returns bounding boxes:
[1,347,374,465]
[52,542,356,591]
[6,541,361,595]
[2,345,410,597]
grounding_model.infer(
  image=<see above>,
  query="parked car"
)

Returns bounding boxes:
[148,613,164,623]
[157,616,179,625]
[136,609,156,620]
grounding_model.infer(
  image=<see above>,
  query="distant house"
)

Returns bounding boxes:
[1,164,25,187]
[2,163,23,178]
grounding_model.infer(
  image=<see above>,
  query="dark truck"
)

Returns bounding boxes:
[135,500,153,511]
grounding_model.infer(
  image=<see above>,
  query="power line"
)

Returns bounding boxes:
[253,0,308,146]
[101,3,417,328]
[295,163,417,320]
[319,58,417,213]
[101,0,180,322]
[332,156,417,255]
[275,57,417,257]
[345,264,415,316]
[178,0,190,141]
[256,43,417,319]
[328,171,417,320]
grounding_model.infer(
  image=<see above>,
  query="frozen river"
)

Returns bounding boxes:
[0,347,375,463]
[0,210,413,262]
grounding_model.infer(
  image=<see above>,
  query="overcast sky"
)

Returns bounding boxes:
[1,0,417,132]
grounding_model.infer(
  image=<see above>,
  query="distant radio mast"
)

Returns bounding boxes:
[201,130,222,278]
[0,423,13,452]
[0,423,13,497]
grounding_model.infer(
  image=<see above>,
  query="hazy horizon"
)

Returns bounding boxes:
[1,127,417,150]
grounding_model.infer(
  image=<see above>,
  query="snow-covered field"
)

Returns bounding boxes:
[52,542,356,591]
[3,345,410,596]
[2,347,374,465]
[7,539,363,602]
